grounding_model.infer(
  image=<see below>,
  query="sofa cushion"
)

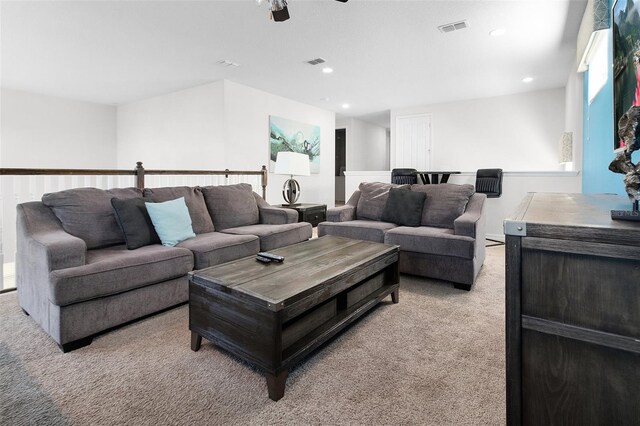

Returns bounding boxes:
[384,226,475,259]
[111,197,161,250]
[381,188,426,227]
[142,187,214,234]
[410,184,475,229]
[317,220,397,243]
[176,232,259,270]
[201,183,259,231]
[356,182,407,221]
[42,187,142,249]
[146,197,196,247]
[49,245,194,306]
[220,222,312,251]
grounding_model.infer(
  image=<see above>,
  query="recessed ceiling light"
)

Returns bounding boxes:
[342,103,350,109]
[522,76,534,83]
[322,67,334,74]
[490,28,506,37]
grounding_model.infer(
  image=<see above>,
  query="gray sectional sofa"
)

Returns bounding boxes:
[318,182,486,290]
[17,183,311,352]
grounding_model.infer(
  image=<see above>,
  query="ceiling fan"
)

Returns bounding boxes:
[257,0,348,22]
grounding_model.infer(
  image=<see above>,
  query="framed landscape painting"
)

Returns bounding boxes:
[612,0,640,151]
[269,116,320,173]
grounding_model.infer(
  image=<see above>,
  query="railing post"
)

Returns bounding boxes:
[135,162,145,190]
[261,165,268,200]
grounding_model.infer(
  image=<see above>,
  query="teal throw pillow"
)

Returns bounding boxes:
[145,197,195,247]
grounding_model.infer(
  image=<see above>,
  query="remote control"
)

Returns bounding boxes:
[611,210,640,222]
[256,255,271,263]
[257,252,285,262]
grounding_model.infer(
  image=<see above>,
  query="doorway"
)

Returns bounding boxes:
[335,128,346,204]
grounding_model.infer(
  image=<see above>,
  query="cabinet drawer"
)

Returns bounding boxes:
[521,248,640,339]
[300,208,326,226]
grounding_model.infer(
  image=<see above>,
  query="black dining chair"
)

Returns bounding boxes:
[475,168,504,246]
[475,168,503,198]
[391,168,418,185]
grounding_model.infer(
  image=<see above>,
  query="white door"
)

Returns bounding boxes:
[394,113,431,169]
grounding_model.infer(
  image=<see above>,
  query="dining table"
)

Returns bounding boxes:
[417,171,461,184]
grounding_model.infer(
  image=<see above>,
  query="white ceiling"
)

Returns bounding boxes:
[1,0,587,128]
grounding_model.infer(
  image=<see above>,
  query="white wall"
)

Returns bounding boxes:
[117,82,226,170]
[391,88,567,171]
[336,117,388,171]
[1,88,117,167]
[564,71,584,175]
[222,81,335,206]
[117,80,335,206]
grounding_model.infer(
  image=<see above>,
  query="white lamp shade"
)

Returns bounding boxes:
[274,151,311,176]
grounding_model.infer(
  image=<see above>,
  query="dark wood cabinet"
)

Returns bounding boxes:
[505,193,640,426]
[283,203,326,227]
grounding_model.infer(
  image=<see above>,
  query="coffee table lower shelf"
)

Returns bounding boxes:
[190,279,399,401]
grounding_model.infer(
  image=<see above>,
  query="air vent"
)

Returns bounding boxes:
[306,58,326,65]
[438,20,469,33]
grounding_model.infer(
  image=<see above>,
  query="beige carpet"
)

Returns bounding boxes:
[0,246,505,425]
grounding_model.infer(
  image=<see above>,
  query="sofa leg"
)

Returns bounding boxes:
[58,336,93,353]
[453,283,472,291]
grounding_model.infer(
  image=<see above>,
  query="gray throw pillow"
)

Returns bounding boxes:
[410,183,475,228]
[356,182,409,221]
[42,187,142,249]
[381,188,426,227]
[201,183,259,230]
[111,197,161,249]
[142,186,214,234]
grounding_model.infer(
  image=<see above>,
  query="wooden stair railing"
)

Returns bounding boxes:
[0,162,269,199]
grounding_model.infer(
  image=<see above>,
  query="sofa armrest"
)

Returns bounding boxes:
[454,193,487,239]
[327,205,356,222]
[17,202,86,271]
[252,192,297,224]
[259,206,297,224]
[28,230,87,271]
[327,189,361,222]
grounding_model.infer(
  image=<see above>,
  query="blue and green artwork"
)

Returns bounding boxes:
[269,116,320,174]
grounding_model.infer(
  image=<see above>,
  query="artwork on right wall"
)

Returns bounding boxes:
[612,0,640,152]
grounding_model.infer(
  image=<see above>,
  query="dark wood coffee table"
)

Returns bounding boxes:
[189,235,399,401]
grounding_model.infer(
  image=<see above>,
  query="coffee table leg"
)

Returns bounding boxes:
[391,288,399,304]
[266,370,288,401]
[191,331,202,351]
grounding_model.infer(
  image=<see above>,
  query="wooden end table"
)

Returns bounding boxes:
[281,203,327,227]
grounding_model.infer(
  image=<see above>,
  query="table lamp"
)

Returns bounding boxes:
[274,151,310,206]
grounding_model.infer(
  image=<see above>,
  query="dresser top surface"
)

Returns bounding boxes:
[505,193,640,242]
